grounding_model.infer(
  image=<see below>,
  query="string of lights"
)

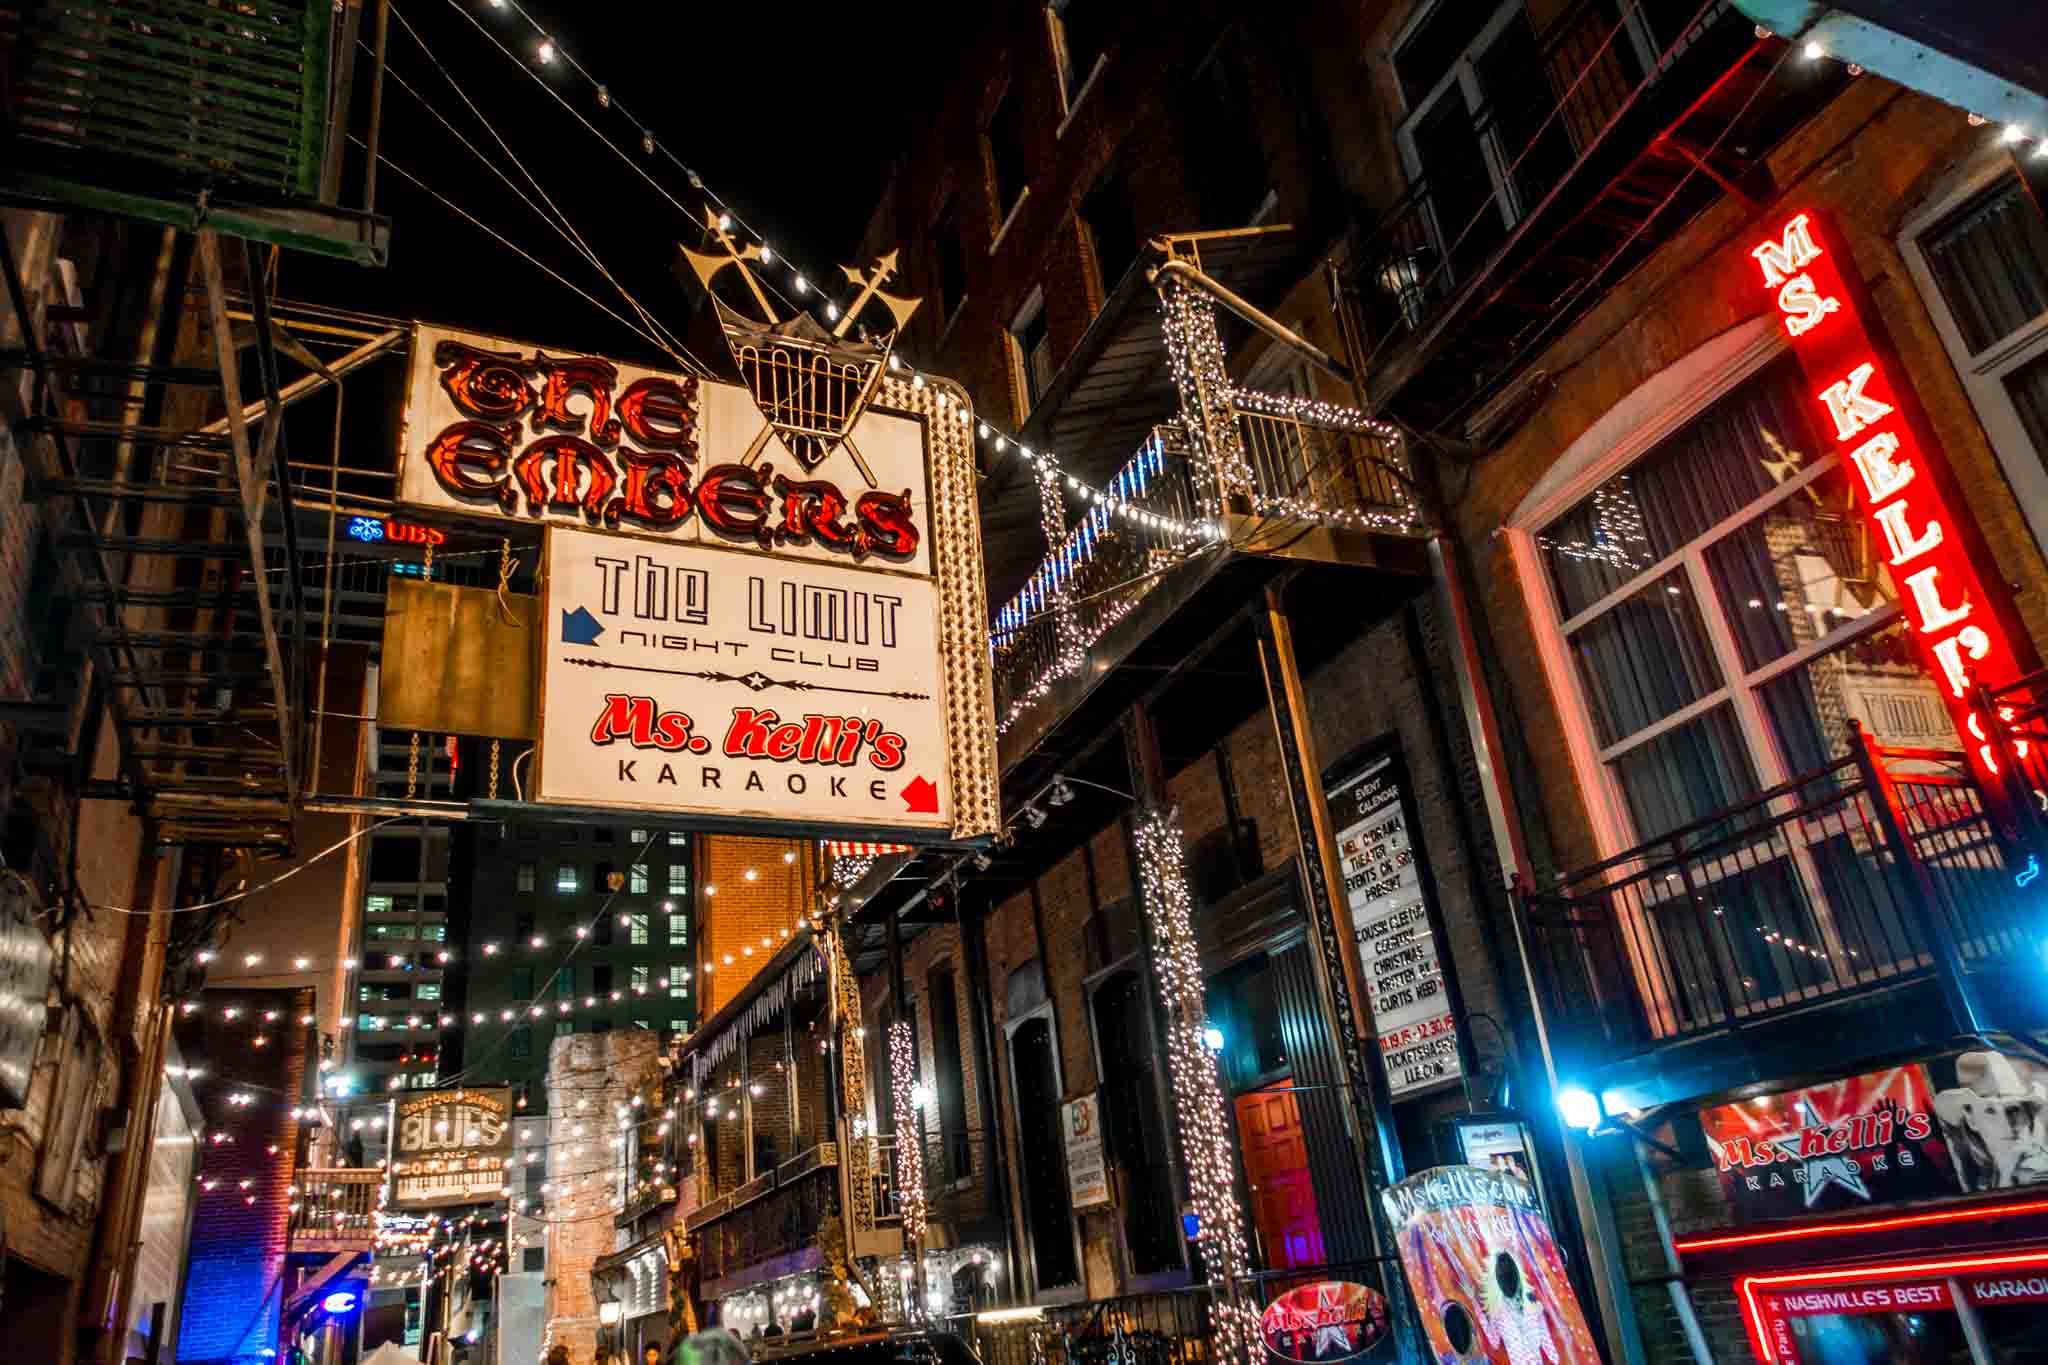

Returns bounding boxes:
[1134,808,1257,1365]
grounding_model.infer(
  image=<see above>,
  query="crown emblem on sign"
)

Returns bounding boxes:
[681,210,921,489]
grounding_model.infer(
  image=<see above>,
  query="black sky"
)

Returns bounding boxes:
[290,0,983,368]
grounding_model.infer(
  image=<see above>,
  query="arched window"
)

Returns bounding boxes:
[1008,1015,1078,1290]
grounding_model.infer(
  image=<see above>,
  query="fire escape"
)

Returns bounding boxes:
[1355,0,1847,431]
[0,0,389,853]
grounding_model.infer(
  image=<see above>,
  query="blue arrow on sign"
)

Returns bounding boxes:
[561,606,604,646]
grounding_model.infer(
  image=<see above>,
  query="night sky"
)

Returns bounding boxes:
[291,0,983,368]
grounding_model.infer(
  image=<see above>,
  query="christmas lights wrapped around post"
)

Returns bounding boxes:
[1159,283,1255,515]
[889,1019,928,1250]
[1134,807,1257,1365]
[1037,467,1085,681]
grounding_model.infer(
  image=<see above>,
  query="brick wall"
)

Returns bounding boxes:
[698,836,808,1018]
[173,987,313,1365]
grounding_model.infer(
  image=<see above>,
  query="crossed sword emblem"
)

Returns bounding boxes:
[681,208,921,490]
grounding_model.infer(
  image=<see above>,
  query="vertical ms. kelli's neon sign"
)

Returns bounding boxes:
[1753,211,2027,780]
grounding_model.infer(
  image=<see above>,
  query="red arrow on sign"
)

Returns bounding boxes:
[900,776,939,814]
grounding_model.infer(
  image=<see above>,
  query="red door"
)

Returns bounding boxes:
[1235,1080,1325,1269]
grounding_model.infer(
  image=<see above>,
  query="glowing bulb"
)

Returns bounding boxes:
[536,37,555,63]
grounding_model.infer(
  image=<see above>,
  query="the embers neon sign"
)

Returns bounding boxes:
[421,340,919,563]
[1752,212,2028,781]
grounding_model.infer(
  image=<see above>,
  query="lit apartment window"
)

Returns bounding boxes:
[632,965,650,991]
[668,1018,691,1038]
[630,865,648,894]
[557,968,576,999]
[629,913,649,946]
[418,982,441,1002]
[357,1013,385,1032]
[670,966,689,999]
[516,863,535,893]
[669,914,688,947]
[366,894,396,914]
[556,864,580,894]
[632,829,650,844]
[667,865,688,896]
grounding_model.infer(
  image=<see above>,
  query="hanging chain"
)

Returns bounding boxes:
[499,537,513,590]
[407,731,420,799]
[489,738,501,800]
[422,539,435,579]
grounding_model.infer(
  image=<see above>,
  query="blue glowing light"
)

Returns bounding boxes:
[321,1290,360,1315]
[346,515,386,543]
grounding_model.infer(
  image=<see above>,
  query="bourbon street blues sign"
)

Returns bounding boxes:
[396,323,999,840]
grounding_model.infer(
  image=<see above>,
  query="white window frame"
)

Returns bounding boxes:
[1009,286,1051,425]
[1046,2,1108,136]
[1899,148,2048,557]
[1503,315,1914,863]
[1391,0,1658,278]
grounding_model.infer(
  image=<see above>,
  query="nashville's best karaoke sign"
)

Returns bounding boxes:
[1752,211,2026,782]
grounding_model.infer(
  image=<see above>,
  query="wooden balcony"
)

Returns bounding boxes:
[289,1167,381,1253]
[1518,729,2044,1112]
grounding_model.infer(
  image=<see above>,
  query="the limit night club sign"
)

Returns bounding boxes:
[1750,210,2030,785]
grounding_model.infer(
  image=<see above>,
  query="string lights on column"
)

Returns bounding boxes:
[889,1020,928,1248]
[1135,808,1256,1365]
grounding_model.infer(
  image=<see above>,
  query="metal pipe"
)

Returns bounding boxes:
[1632,1139,1717,1364]
[1151,258,1353,384]
[361,0,392,216]
[193,328,401,436]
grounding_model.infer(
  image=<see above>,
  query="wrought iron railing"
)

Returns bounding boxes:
[948,1259,1402,1365]
[289,1167,381,1243]
[1519,726,2025,1064]
[991,427,1207,735]
[691,1158,838,1283]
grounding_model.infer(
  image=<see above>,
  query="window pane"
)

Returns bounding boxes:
[1541,354,1818,617]
[1611,705,1759,843]
[669,915,689,946]
[671,966,689,999]
[632,965,650,989]
[2005,347,2048,479]
[668,865,688,895]
[629,913,649,946]
[556,864,579,894]
[1704,463,1898,671]
[630,866,648,894]
[1759,618,1958,775]
[1566,571,1723,747]
[1922,175,2048,353]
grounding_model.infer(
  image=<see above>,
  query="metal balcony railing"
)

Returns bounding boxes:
[7,0,332,197]
[1518,725,2024,1069]
[686,1151,839,1283]
[949,1259,1402,1365]
[991,428,1206,735]
[290,1167,381,1244]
